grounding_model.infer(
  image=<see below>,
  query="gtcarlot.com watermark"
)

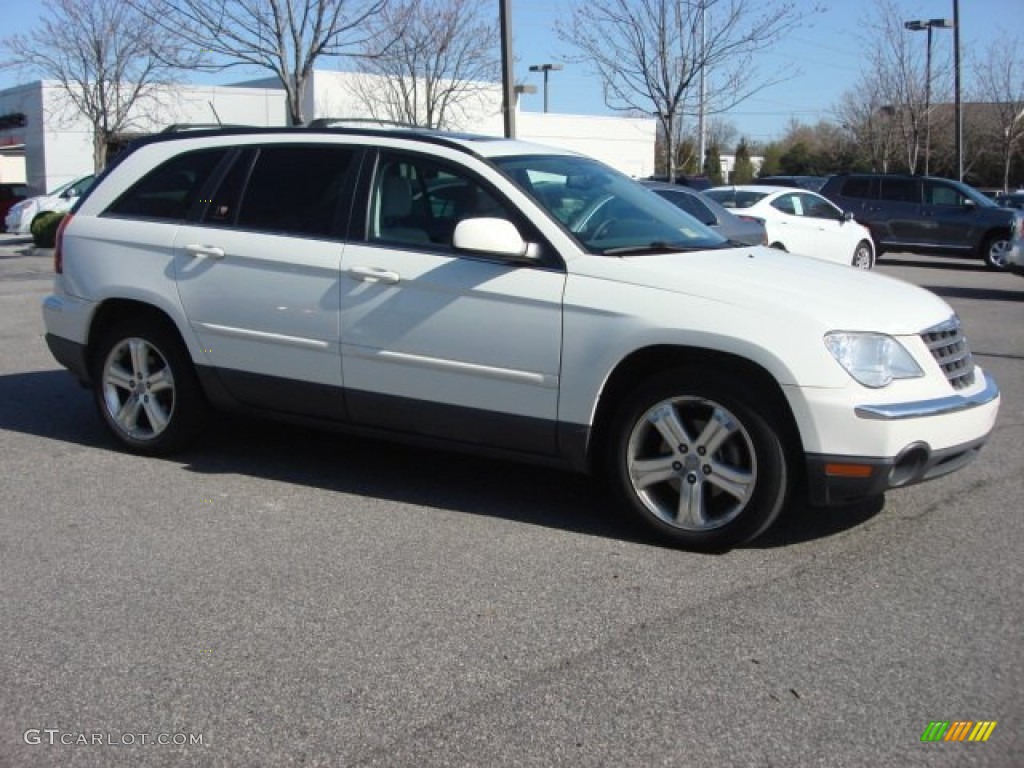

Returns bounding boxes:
[24,729,204,747]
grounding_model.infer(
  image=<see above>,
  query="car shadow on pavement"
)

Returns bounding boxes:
[878,256,988,272]
[0,369,888,552]
[921,284,1024,302]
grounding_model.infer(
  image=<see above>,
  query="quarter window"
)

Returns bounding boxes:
[105,149,228,221]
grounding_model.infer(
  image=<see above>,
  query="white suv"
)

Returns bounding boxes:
[42,127,1000,550]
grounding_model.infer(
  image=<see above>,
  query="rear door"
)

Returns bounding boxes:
[172,144,359,420]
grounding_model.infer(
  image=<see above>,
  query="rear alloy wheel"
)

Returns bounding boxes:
[607,369,789,551]
[851,239,874,269]
[982,233,1011,270]
[92,318,206,455]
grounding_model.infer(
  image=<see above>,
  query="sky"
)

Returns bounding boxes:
[1,0,1022,143]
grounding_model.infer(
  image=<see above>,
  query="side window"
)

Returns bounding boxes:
[235,146,356,237]
[879,178,918,203]
[840,177,874,199]
[202,150,254,226]
[924,181,967,207]
[802,193,839,219]
[772,194,801,216]
[665,191,715,225]
[106,149,228,221]
[370,153,514,249]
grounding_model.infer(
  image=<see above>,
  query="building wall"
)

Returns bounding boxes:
[0,71,653,192]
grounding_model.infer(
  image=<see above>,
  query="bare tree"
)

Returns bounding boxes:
[1,0,184,171]
[971,40,1024,191]
[348,0,501,129]
[556,0,813,179]
[835,74,900,172]
[132,0,390,125]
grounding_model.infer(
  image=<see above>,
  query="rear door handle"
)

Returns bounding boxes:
[348,266,400,284]
[185,244,225,260]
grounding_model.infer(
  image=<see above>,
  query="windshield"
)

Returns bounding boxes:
[492,154,728,255]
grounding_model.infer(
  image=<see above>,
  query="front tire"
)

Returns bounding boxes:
[605,369,789,551]
[852,239,874,269]
[91,318,207,455]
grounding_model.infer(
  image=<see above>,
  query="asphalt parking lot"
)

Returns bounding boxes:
[0,233,1021,767]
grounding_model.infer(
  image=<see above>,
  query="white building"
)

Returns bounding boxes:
[0,70,656,195]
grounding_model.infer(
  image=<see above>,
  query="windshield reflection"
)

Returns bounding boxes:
[493,154,728,255]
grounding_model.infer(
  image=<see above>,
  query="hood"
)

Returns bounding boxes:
[570,245,953,336]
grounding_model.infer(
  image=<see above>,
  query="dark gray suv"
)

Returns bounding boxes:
[820,173,1022,269]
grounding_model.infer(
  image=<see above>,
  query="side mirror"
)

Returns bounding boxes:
[453,218,539,260]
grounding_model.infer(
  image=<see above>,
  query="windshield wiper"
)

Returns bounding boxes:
[602,241,722,256]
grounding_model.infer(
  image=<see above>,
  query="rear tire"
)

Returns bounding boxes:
[91,317,207,455]
[982,232,1011,270]
[605,369,790,551]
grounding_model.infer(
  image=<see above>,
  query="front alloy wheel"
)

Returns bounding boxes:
[608,370,789,550]
[852,240,874,269]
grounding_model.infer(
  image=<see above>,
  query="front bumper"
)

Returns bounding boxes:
[802,371,999,506]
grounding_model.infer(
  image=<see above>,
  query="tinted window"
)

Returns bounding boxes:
[236,146,356,237]
[840,177,874,199]
[801,193,840,219]
[879,178,918,203]
[106,151,226,221]
[923,180,968,207]
[658,190,716,224]
[202,150,253,226]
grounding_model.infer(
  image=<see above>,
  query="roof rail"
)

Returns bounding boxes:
[159,123,258,133]
[305,117,421,130]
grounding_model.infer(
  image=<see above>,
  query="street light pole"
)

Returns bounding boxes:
[953,0,963,181]
[904,18,953,176]
[528,64,563,113]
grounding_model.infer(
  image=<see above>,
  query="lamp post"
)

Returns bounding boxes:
[904,18,953,176]
[528,64,563,113]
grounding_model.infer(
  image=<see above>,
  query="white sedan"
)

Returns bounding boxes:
[4,174,94,235]
[705,185,876,269]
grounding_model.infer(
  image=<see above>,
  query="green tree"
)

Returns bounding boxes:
[759,142,784,176]
[732,138,754,183]
[704,145,724,185]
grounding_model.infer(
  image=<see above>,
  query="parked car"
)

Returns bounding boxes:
[1006,215,1024,276]
[751,175,827,191]
[0,182,28,222]
[645,174,713,190]
[640,181,766,246]
[993,191,1024,210]
[4,174,95,235]
[819,173,1023,270]
[704,185,876,268]
[42,126,999,551]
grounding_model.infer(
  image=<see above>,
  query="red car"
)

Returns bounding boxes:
[0,182,28,223]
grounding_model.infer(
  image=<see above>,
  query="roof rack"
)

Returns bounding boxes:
[159,123,258,133]
[305,117,421,130]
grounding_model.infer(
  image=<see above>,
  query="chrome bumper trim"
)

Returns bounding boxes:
[855,371,1000,421]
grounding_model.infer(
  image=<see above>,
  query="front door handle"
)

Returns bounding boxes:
[185,244,225,260]
[348,266,400,284]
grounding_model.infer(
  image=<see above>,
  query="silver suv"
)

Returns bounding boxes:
[42,127,999,550]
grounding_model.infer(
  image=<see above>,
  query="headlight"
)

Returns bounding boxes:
[824,332,924,388]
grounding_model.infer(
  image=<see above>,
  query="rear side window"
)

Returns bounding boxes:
[839,177,875,199]
[879,178,918,203]
[106,149,227,221]
[233,146,357,237]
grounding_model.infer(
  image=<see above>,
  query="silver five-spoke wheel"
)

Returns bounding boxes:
[608,369,789,550]
[92,318,206,454]
[101,338,176,440]
[627,397,756,532]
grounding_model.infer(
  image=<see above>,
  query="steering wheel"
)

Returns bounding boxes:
[592,217,619,240]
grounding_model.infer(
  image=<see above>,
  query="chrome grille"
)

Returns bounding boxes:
[921,317,975,390]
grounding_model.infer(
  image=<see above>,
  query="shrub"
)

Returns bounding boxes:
[31,211,66,248]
